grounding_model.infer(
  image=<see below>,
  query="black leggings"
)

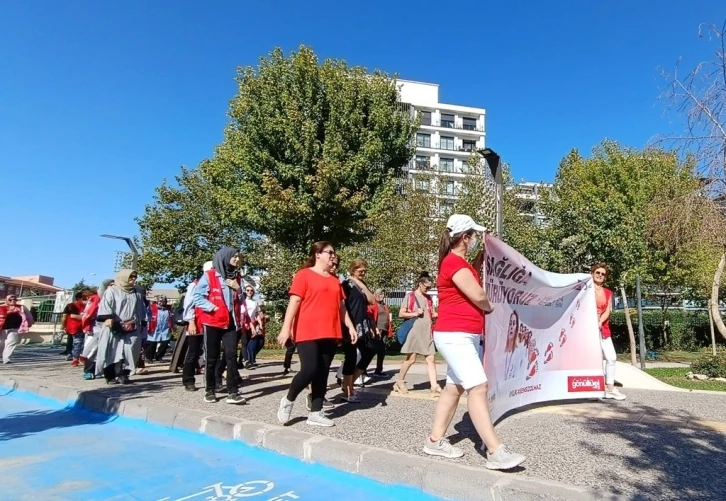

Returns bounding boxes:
[287,339,337,412]
[283,339,296,369]
[204,324,240,393]
[182,334,204,385]
[342,340,376,376]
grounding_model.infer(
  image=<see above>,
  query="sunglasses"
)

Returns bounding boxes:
[6,298,17,302]
[594,271,606,276]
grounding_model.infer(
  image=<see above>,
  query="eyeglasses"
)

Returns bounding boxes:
[6,298,17,302]
[594,272,606,277]
[320,250,336,257]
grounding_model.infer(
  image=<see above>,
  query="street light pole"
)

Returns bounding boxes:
[101,234,139,271]
[477,147,503,236]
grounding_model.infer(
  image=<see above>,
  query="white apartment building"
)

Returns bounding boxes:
[397,80,487,215]
[511,181,553,226]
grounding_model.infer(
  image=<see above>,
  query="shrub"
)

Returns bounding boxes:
[691,355,726,378]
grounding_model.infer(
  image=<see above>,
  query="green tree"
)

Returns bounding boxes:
[545,140,707,290]
[208,45,419,254]
[135,166,257,288]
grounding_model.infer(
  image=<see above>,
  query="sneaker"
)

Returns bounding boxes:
[70,359,80,367]
[306,410,334,427]
[226,393,247,405]
[65,355,73,361]
[306,394,335,411]
[343,393,361,404]
[118,374,131,385]
[215,385,229,394]
[423,437,464,459]
[184,384,198,392]
[371,371,386,378]
[604,390,626,401]
[204,391,216,403]
[83,372,95,380]
[484,444,526,470]
[277,396,294,424]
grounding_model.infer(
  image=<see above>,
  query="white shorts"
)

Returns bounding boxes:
[433,332,487,390]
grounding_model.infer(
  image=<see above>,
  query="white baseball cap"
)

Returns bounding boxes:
[446,214,486,237]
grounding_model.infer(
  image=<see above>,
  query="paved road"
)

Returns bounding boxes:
[0,389,443,501]
[3,344,726,500]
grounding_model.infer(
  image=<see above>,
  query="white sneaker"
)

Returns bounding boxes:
[484,444,526,470]
[343,393,361,404]
[277,396,294,424]
[604,390,626,401]
[306,410,334,427]
[423,437,464,459]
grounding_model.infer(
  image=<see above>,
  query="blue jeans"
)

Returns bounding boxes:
[70,332,84,360]
[247,336,264,364]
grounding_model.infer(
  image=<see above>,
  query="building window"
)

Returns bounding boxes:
[439,157,455,173]
[441,113,455,128]
[421,111,432,126]
[463,117,477,131]
[440,136,454,150]
[439,202,454,217]
[416,133,431,148]
[462,139,477,152]
[444,180,456,196]
[415,178,430,192]
[415,155,430,170]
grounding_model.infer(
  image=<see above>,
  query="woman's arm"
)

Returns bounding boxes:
[192,273,216,312]
[278,295,301,345]
[351,278,376,305]
[398,293,421,319]
[340,301,358,343]
[451,269,494,313]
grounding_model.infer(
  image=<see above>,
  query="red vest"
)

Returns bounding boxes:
[148,303,173,333]
[82,294,100,333]
[198,270,244,329]
[65,300,85,334]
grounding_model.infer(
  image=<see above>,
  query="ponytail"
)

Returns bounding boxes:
[438,231,452,268]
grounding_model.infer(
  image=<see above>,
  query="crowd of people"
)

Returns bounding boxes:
[14,213,629,471]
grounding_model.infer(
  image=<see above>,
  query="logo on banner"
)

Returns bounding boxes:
[567,376,605,392]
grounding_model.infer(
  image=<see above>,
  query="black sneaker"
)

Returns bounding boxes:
[204,391,216,403]
[371,371,386,378]
[226,393,247,405]
[306,394,335,411]
[118,374,131,385]
[215,385,228,394]
[184,384,198,392]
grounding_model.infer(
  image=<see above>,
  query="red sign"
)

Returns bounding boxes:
[567,376,605,393]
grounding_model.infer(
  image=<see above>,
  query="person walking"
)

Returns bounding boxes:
[394,273,440,394]
[146,296,173,363]
[592,263,626,401]
[0,295,33,364]
[177,261,212,390]
[80,282,110,379]
[63,292,86,366]
[193,246,247,405]
[277,242,357,427]
[424,214,525,470]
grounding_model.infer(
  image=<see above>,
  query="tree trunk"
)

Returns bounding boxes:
[711,250,726,341]
[621,287,638,366]
[708,299,717,356]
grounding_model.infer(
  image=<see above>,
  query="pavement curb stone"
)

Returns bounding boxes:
[0,374,623,501]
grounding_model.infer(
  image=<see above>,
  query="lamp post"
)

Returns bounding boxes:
[101,234,139,271]
[476,147,503,236]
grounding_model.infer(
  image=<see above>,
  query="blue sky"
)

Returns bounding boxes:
[1,1,724,288]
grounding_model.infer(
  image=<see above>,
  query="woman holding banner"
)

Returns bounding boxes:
[592,263,626,401]
[423,214,526,471]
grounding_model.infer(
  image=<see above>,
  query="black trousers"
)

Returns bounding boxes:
[342,339,376,376]
[283,339,296,369]
[237,329,250,366]
[287,339,337,412]
[205,324,240,393]
[145,340,170,361]
[374,335,387,373]
[182,334,205,386]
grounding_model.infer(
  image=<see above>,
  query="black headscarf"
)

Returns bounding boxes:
[212,246,240,279]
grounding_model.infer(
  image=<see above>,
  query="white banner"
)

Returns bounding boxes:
[483,235,604,422]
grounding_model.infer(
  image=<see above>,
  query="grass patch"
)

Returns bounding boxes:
[644,367,726,392]
[617,350,707,364]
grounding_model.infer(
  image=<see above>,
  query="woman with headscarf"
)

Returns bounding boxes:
[95,270,147,384]
[193,246,247,405]
[80,279,113,379]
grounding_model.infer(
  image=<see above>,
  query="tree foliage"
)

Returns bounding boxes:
[544,140,710,291]
[208,45,419,253]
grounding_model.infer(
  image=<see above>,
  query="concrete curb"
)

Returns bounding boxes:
[0,374,622,501]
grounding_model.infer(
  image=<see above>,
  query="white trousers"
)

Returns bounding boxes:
[601,337,617,385]
[0,329,20,363]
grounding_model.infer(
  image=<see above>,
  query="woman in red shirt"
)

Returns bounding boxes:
[592,263,625,400]
[424,214,525,471]
[277,241,357,428]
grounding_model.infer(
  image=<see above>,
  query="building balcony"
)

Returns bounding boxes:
[420,119,485,133]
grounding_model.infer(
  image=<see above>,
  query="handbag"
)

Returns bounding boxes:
[396,293,421,345]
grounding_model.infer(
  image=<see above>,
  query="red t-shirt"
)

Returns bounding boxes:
[63,300,85,334]
[289,268,344,343]
[436,254,485,334]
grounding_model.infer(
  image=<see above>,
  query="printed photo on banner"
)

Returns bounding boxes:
[482,235,605,423]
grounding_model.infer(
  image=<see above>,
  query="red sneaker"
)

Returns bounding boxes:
[79,356,88,363]
[70,359,80,367]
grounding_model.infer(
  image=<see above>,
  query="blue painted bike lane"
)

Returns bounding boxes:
[0,388,446,501]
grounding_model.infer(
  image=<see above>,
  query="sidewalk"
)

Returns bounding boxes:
[2,345,725,501]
